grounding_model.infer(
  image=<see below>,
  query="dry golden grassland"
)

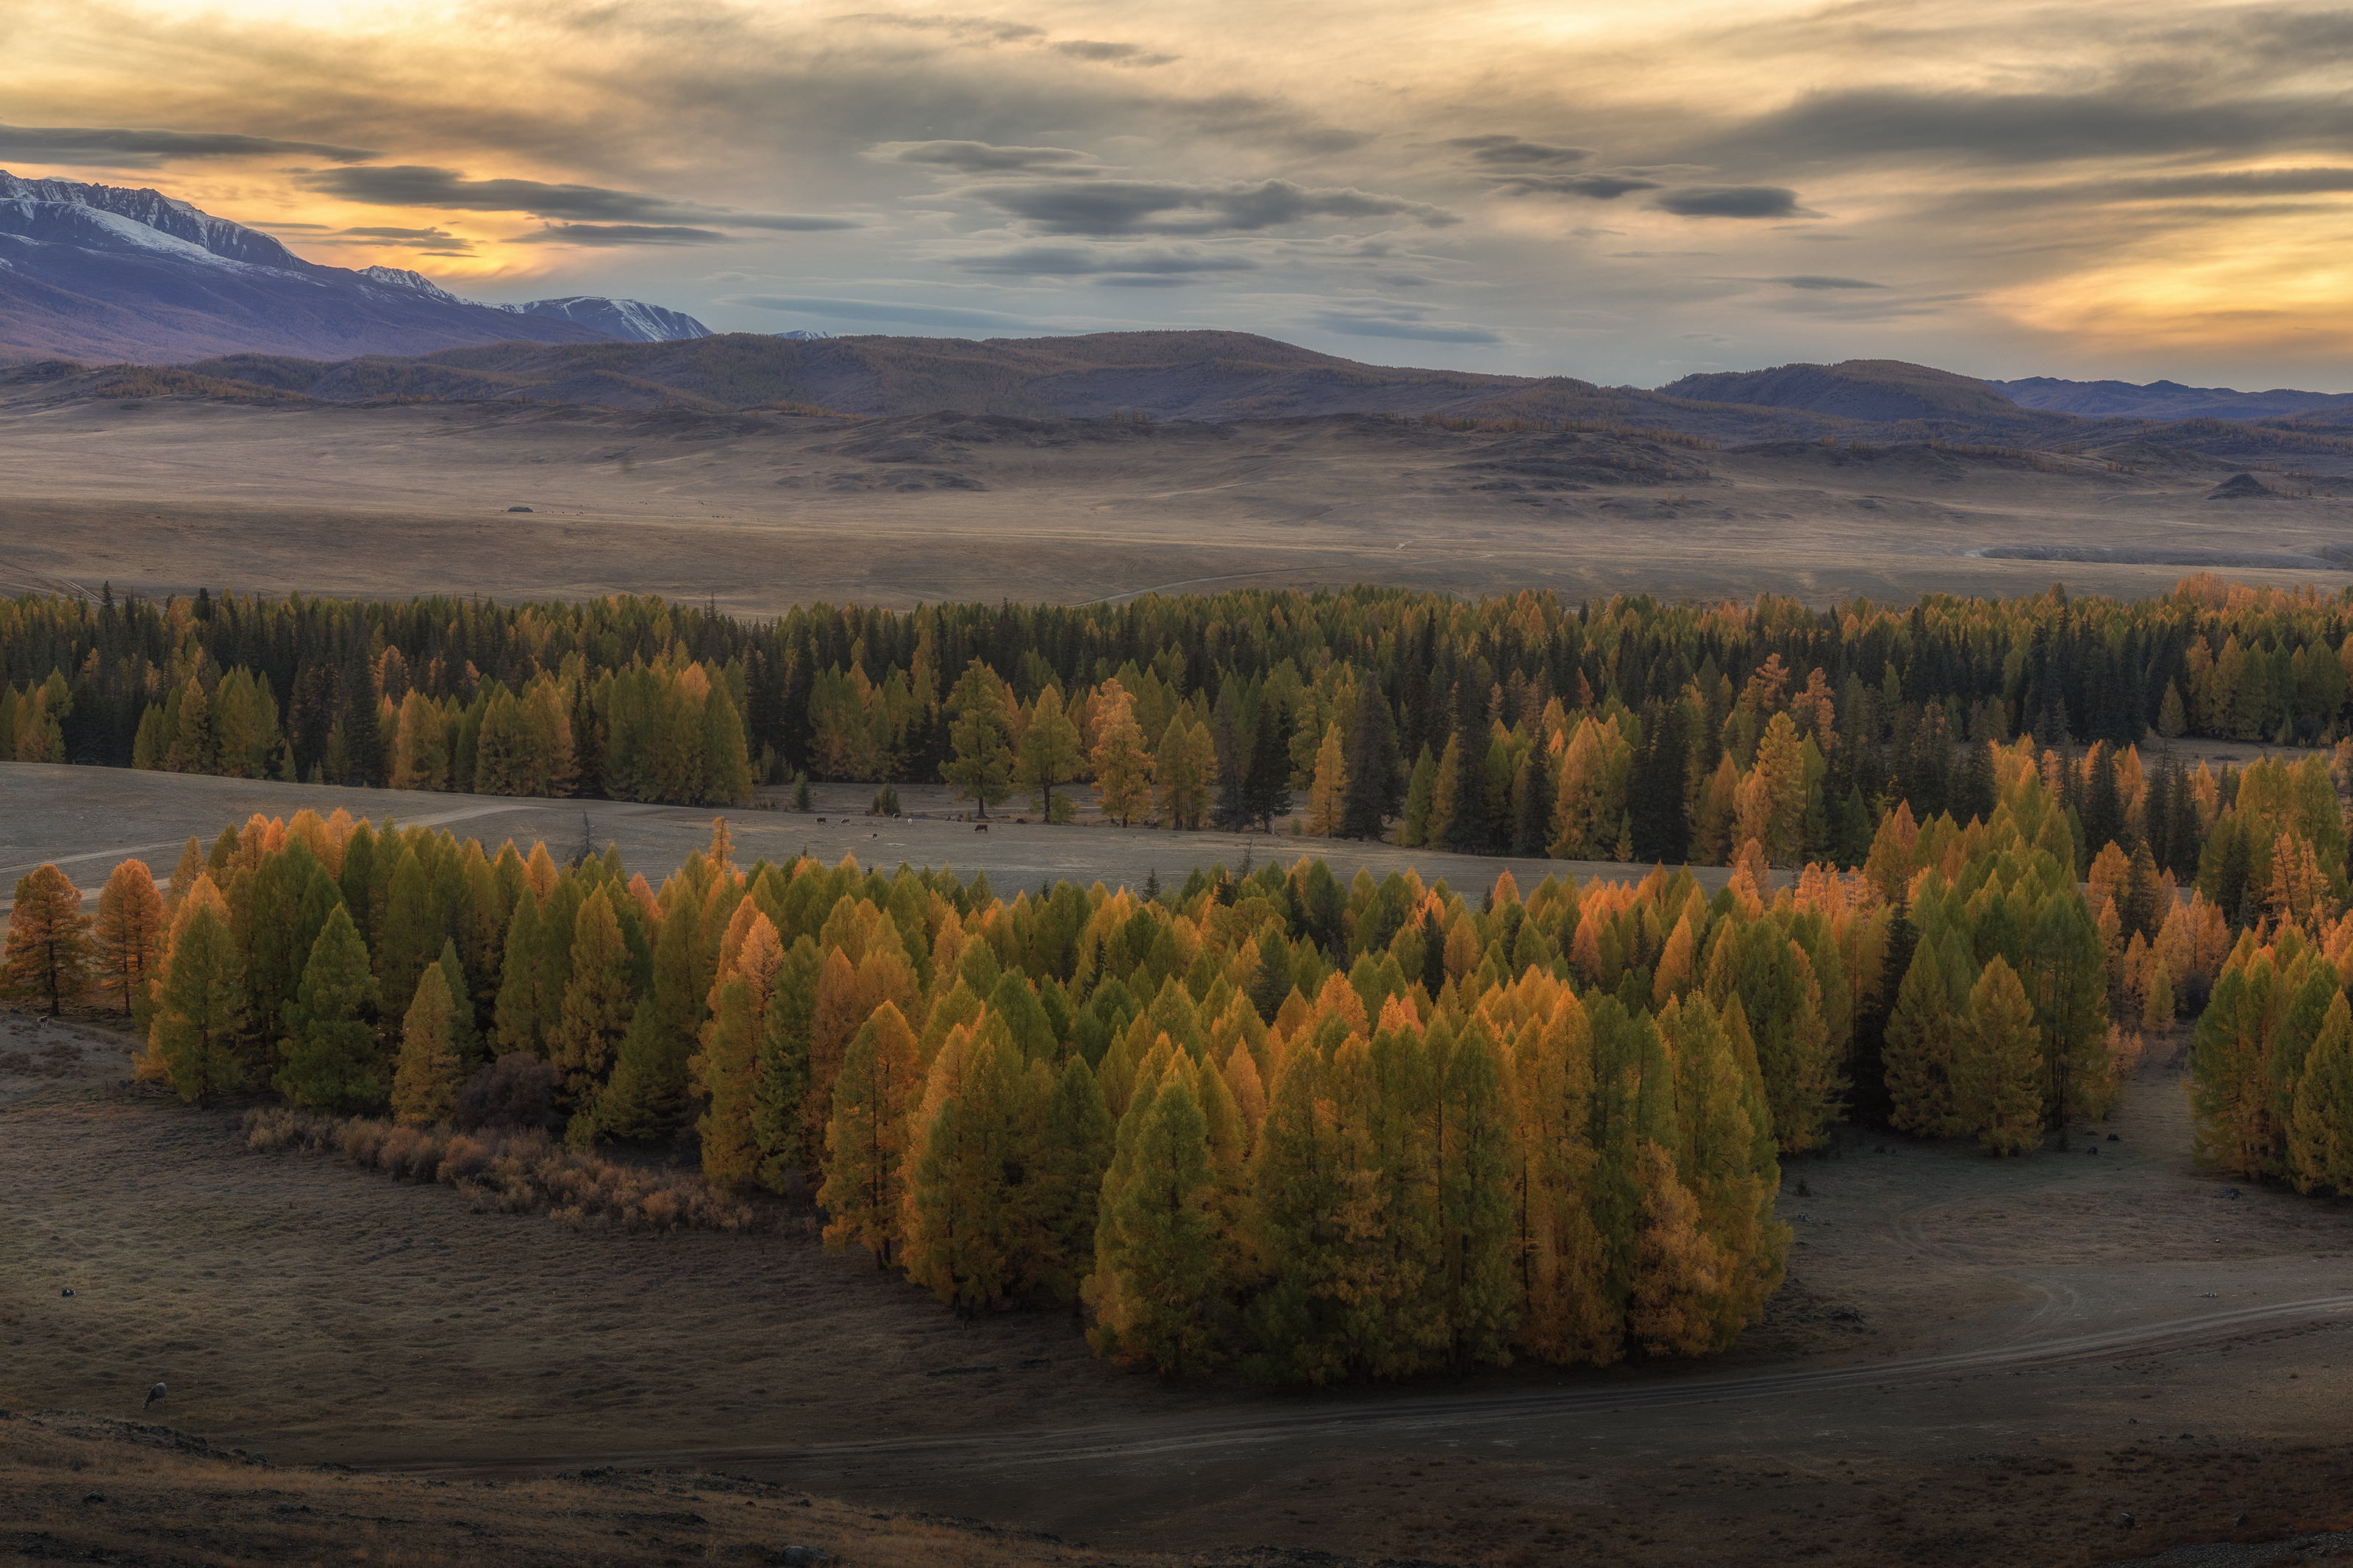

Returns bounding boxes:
[3,395,2349,615]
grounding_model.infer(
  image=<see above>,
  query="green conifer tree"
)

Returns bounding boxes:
[1361,1019,1442,1375]
[1955,955,2042,1154]
[690,909,780,1181]
[1883,940,1962,1137]
[1440,1018,1520,1367]
[243,846,322,1046]
[751,934,822,1191]
[336,823,377,947]
[1032,1055,1115,1303]
[939,660,1015,816]
[2190,958,2277,1176]
[903,1025,1025,1310]
[492,890,545,1054]
[1240,1048,1357,1383]
[2288,991,2353,1195]
[375,846,438,1032]
[2021,895,2110,1124]
[1399,744,1438,847]
[435,938,481,1069]
[595,892,707,1141]
[1661,994,1785,1346]
[275,903,380,1110]
[546,887,636,1131]
[150,903,247,1105]
[818,1000,922,1267]
[1093,1075,1223,1372]
[391,963,461,1125]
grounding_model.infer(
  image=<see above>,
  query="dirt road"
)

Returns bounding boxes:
[0,762,1743,927]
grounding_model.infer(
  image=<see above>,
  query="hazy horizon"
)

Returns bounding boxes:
[7,0,2351,393]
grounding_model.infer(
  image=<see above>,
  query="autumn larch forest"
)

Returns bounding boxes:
[5,574,2352,1380]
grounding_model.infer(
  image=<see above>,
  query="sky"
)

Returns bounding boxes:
[4,0,2352,390]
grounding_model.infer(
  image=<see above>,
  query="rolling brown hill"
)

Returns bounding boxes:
[18,330,2353,479]
[174,330,1579,423]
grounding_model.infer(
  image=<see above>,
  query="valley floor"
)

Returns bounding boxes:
[4,992,2351,1565]
[3,395,2349,614]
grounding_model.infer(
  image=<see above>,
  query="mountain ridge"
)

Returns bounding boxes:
[10,333,2344,482]
[0,171,710,359]
[1993,375,2353,423]
[1656,359,2032,423]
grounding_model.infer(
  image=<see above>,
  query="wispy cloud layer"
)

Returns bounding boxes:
[3,0,2350,386]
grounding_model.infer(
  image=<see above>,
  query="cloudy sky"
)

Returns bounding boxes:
[6,0,2351,388]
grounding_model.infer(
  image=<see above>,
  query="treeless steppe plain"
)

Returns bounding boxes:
[3,390,2350,611]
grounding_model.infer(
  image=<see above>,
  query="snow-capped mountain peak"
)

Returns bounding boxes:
[494,295,712,343]
[0,168,713,360]
[357,265,469,304]
[0,171,308,271]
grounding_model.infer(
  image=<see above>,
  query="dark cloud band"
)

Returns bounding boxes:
[966,177,1458,235]
[955,243,1259,276]
[510,224,733,246]
[1051,40,1179,66]
[871,141,1098,174]
[1496,173,1662,199]
[1655,185,1806,218]
[1446,135,1592,167]
[298,165,857,231]
[1727,87,2353,168]
[0,123,376,167]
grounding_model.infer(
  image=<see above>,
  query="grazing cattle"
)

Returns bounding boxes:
[976,823,988,833]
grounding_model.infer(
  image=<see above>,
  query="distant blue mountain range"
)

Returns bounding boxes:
[1988,376,2353,422]
[0,171,710,362]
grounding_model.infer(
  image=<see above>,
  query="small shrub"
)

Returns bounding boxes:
[871,782,901,816]
[242,1105,762,1234]
[379,1123,442,1181]
[243,1106,341,1153]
